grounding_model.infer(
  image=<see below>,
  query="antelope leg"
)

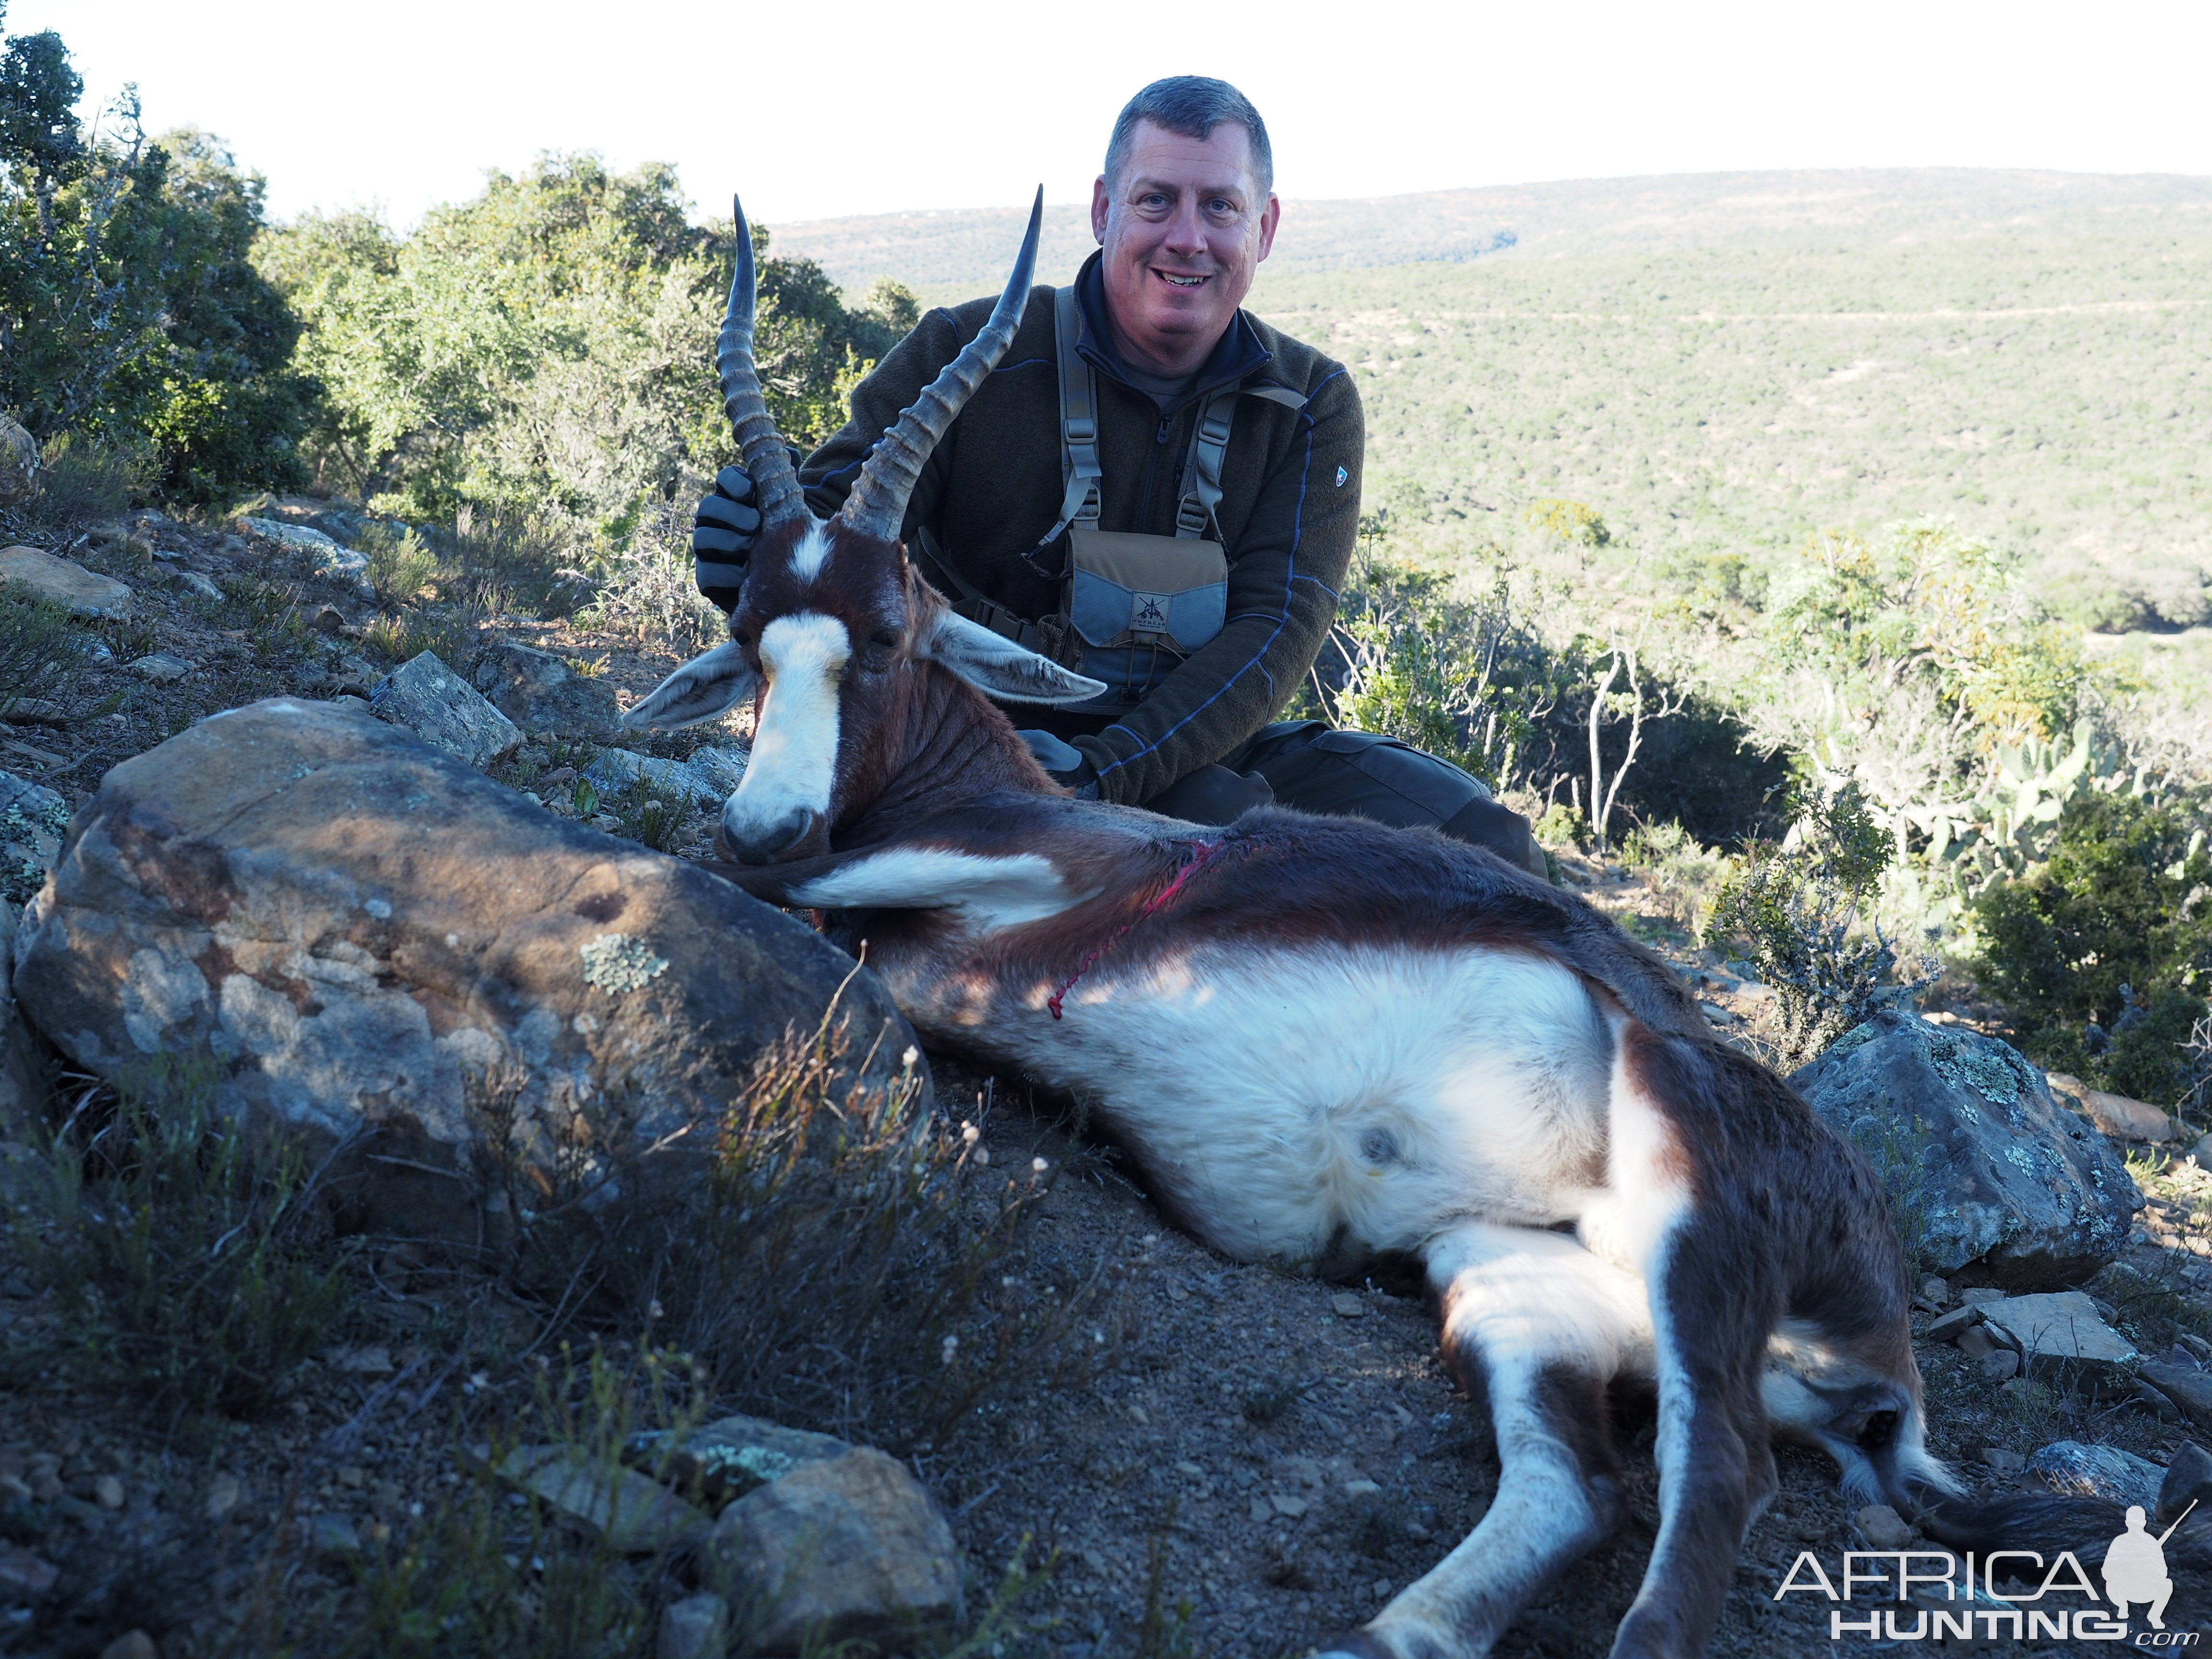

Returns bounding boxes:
[1324,1223,1651,1659]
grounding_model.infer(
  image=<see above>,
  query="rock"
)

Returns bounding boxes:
[637,1413,847,1506]
[1,899,48,1137]
[12,697,922,1243]
[0,1545,57,1597]
[2083,1089,2175,1143]
[1331,1292,1368,1318]
[93,1472,124,1509]
[2158,1442,2212,1526]
[1957,1325,1999,1360]
[0,546,133,617]
[1980,1349,2021,1381]
[204,1471,242,1521]
[1925,1305,1983,1343]
[177,571,224,602]
[500,1446,709,1554]
[1978,1290,2140,1396]
[2027,1440,2165,1511]
[469,643,622,738]
[659,1592,729,1659]
[238,517,371,589]
[1920,1275,1951,1307]
[2050,1070,2178,1142]
[1790,1011,2138,1289]
[1854,1503,1914,1549]
[688,746,749,799]
[370,651,522,768]
[2142,1362,2212,1432]
[583,748,713,807]
[1959,1286,2010,1306]
[307,1512,361,1561]
[709,1447,961,1652]
[1979,1447,2025,1473]
[97,1634,157,1659]
[324,1344,395,1377]
[129,653,191,683]
[2135,1381,2183,1422]
[0,414,38,505]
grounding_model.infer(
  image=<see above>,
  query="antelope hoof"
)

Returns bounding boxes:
[719,805,821,864]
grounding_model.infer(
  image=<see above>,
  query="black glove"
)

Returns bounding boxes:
[1018,729,1099,800]
[693,464,761,613]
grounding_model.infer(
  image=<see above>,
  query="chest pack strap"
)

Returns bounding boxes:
[914,525,1079,664]
[1038,285,1300,550]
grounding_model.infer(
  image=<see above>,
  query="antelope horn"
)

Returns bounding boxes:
[840,186,1043,542]
[719,195,809,527]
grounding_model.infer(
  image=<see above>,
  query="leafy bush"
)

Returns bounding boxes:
[1708,782,1929,1063]
[0,9,316,502]
[1973,791,2212,1103]
[257,153,912,541]
[1620,820,1729,932]
[477,1009,1110,1451]
[19,1054,349,1419]
[0,586,83,706]
[359,519,437,605]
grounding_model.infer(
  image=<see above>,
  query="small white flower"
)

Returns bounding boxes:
[902,1046,919,1069]
[961,1121,980,1145]
[940,1334,959,1365]
[1032,1156,1050,1175]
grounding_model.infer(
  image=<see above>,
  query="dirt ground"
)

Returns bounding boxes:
[6,502,2212,1658]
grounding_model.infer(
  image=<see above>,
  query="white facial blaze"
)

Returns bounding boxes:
[723,613,849,847]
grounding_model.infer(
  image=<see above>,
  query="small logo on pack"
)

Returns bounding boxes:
[1130,591,1172,633]
[1335,465,1349,488]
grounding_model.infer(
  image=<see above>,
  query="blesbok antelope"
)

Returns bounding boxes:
[630,190,1955,1658]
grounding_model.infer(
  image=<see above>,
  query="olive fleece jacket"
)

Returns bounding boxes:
[797,254,1364,806]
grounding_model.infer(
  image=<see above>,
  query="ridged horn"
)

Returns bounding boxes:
[839,186,1043,542]
[719,195,809,527]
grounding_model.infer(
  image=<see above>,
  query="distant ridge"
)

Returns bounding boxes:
[765,168,2212,294]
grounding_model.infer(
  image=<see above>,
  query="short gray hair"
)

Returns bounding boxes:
[1104,77,1273,199]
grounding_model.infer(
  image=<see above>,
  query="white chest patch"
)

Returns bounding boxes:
[725,613,848,840]
[791,847,1089,932]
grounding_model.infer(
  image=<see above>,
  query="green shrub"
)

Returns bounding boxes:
[359,519,438,605]
[1621,819,1729,932]
[1708,781,1927,1063]
[1972,792,2212,1103]
[18,1053,349,1419]
[0,587,84,706]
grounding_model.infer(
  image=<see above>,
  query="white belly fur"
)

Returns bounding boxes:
[894,943,1617,1266]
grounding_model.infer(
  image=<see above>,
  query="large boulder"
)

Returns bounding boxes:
[0,546,133,618]
[0,415,38,506]
[1791,1011,2138,1288]
[12,697,919,1239]
[469,643,622,739]
[710,1446,961,1652]
[370,650,522,769]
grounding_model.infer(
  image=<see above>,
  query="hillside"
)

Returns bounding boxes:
[767,167,2212,292]
[1253,234,2212,627]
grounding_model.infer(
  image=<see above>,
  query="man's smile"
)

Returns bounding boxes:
[1155,269,1211,289]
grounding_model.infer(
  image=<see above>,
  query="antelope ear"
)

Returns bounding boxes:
[923,610,1107,704]
[622,640,758,729]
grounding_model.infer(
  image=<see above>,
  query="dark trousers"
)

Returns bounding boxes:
[1144,721,1546,878]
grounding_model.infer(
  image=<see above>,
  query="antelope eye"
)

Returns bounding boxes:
[868,628,900,650]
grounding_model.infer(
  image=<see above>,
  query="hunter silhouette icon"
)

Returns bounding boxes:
[2104,1499,2195,1628]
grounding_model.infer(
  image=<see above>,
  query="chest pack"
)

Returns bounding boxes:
[918,288,1303,706]
[1044,286,1237,677]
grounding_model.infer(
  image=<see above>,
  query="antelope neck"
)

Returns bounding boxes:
[839,663,1056,847]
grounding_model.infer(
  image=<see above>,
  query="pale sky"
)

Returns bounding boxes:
[20,0,2212,230]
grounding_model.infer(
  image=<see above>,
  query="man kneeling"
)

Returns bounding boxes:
[693,75,1545,877]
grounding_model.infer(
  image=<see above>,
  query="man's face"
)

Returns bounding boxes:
[1090,119,1279,376]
